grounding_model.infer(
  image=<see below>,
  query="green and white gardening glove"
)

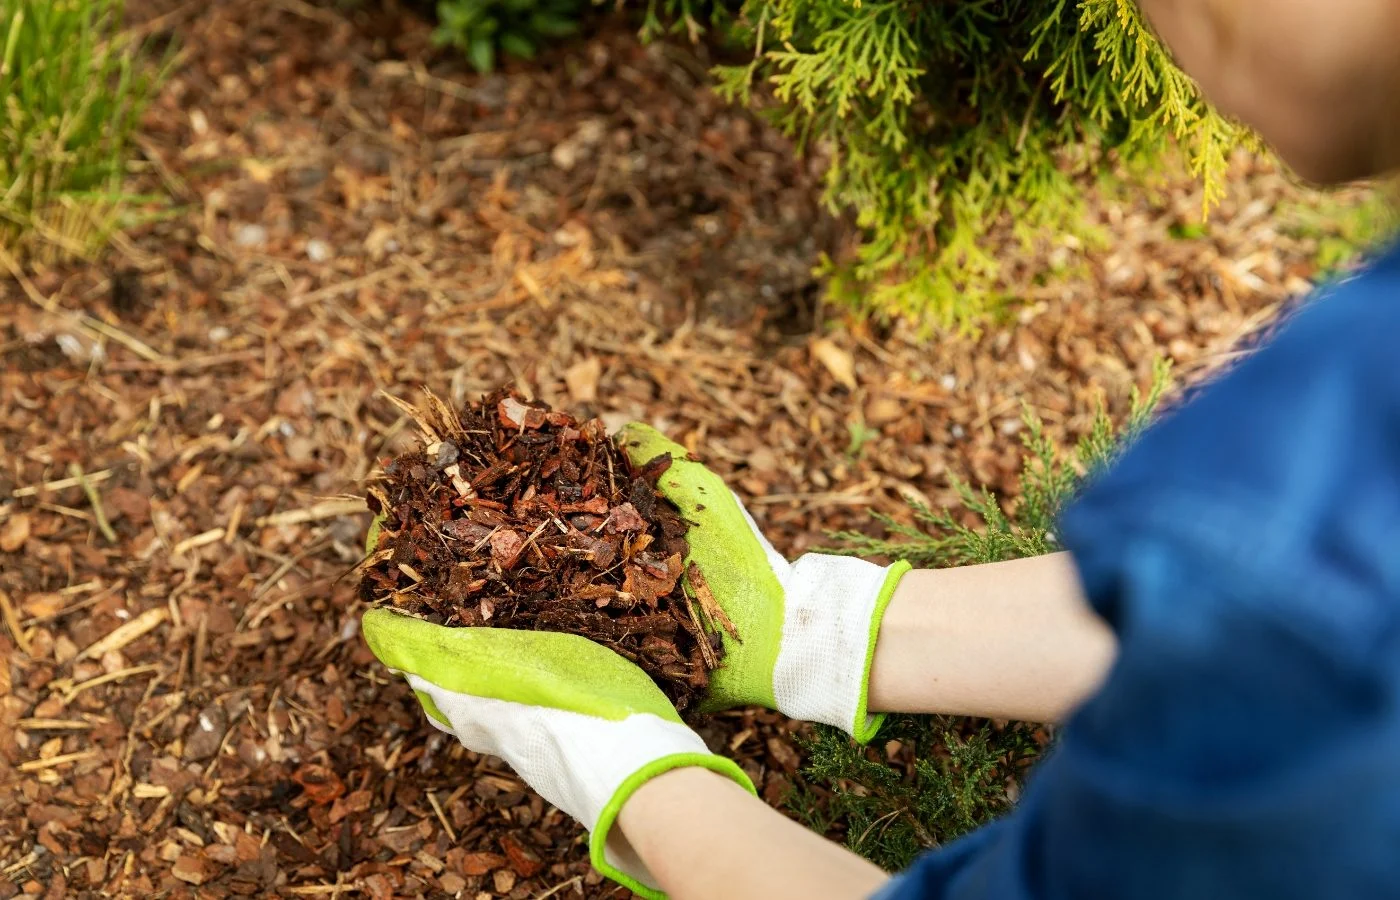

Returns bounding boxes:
[619,423,911,745]
[362,609,755,899]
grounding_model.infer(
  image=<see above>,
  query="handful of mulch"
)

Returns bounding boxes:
[359,389,734,712]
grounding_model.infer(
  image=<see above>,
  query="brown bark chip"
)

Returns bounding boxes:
[360,389,727,711]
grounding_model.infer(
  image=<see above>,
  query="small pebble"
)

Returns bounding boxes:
[54,333,94,363]
[950,423,966,439]
[306,238,332,262]
[940,374,957,391]
[234,223,267,248]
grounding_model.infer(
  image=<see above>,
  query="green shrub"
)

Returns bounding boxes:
[0,0,167,264]
[713,1,1247,331]
[434,0,584,72]
[797,361,1168,868]
[432,0,729,69]
[1281,186,1400,278]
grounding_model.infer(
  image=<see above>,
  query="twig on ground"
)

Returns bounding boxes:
[59,664,161,703]
[533,876,584,900]
[69,463,118,542]
[79,608,168,661]
[426,791,457,843]
[10,468,113,498]
[171,528,224,557]
[0,589,32,656]
[16,718,95,731]
[18,750,100,772]
[0,245,168,362]
[255,498,368,528]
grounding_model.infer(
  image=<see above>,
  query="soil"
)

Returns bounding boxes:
[0,0,1374,897]
[360,389,722,711]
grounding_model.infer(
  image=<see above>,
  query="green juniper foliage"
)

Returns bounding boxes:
[832,359,1167,567]
[0,0,167,263]
[801,361,1168,868]
[712,1,1246,330]
[797,714,1043,871]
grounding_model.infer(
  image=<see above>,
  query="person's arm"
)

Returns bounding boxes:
[868,552,1116,722]
[618,766,888,900]
[613,553,1112,900]
[618,423,1116,739]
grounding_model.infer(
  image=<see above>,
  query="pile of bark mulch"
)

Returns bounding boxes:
[360,390,734,712]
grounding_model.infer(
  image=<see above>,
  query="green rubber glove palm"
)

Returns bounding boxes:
[362,609,754,899]
[618,424,910,743]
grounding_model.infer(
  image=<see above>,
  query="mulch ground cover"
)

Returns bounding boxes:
[0,0,1363,897]
[361,390,726,711]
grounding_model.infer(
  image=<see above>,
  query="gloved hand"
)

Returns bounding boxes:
[362,608,755,899]
[618,424,910,744]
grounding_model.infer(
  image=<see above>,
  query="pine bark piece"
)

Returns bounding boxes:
[686,562,740,641]
[360,388,733,712]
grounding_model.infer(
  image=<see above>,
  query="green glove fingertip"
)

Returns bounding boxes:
[615,421,690,469]
[365,513,384,556]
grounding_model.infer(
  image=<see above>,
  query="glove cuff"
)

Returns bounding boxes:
[591,753,757,900]
[772,556,912,743]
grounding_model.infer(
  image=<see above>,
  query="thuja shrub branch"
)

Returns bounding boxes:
[712,0,1247,330]
[798,360,1168,868]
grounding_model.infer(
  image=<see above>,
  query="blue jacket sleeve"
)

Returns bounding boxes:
[877,245,1400,900]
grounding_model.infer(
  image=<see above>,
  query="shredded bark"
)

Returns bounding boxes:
[359,389,724,712]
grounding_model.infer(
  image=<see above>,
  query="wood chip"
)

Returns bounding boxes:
[171,854,214,885]
[133,783,171,799]
[686,562,740,641]
[564,357,602,403]
[811,337,857,390]
[0,513,31,552]
[442,463,476,498]
[286,887,353,896]
[79,608,168,661]
[172,528,225,557]
[684,594,719,671]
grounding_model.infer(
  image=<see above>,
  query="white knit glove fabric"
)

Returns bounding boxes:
[363,611,756,900]
[739,504,910,737]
